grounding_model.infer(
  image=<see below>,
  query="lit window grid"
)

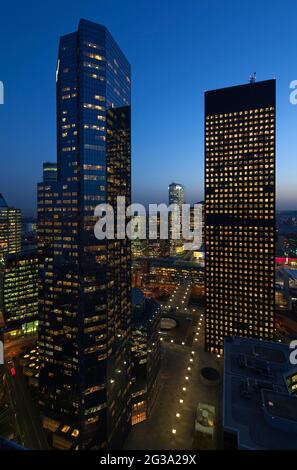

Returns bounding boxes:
[205,106,275,355]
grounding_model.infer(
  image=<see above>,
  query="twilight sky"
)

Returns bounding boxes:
[0,0,296,216]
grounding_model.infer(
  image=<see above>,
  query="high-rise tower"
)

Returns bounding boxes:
[168,182,185,207]
[168,183,185,255]
[205,79,276,355]
[37,19,131,449]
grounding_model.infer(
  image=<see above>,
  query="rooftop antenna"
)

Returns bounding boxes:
[249,72,256,83]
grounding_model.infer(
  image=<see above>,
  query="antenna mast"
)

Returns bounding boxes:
[249,72,257,83]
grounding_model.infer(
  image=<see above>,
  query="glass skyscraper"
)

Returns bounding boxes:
[168,183,185,255]
[205,79,276,355]
[37,19,131,450]
[168,182,185,207]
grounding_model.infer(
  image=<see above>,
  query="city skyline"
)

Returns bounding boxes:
[1,7,297,456]
[1,0,297,215]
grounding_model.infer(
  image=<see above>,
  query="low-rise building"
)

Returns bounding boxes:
[224,336,297,449]
[131,288,161,425]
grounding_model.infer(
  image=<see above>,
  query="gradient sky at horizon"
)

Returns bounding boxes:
[0,0,296,216]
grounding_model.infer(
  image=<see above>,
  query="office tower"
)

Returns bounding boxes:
[0,194,21,259]
[37,19,131,450]
[42,162,57,183]
[0,249,38,335]
[131,288,160,425]
[168,183,185,207]
[168,183,185,255]
[205,80,276,355]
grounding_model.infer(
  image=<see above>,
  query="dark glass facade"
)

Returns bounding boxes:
[37,19,131,449]
[204,80,276,355]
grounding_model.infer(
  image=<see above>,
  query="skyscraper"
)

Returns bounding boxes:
[37,19,131,450]
[168,183,185,255]
[0,194,21,259]
[168,182,185,207]
[205,79,276,355]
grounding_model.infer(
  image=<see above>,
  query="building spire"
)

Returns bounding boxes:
[249,72,257,83]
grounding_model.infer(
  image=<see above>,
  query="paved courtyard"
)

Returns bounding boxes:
[124,324,223,450]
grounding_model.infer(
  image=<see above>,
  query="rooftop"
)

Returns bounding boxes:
[131,290,160,328]
[224,337,297,450]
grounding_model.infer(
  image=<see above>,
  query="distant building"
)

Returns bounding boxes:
[224,337,297,450]
[147,214,170,258]
[168,183,185,207]
[168,183,185,255]
[0,194,21,259]
[0,249,38,335]
[42,162,57,183]
[131,288,161,425]
[23,222,37,234]
[187,201,205,252]
[195,201,204,248]
[275,267,292,311]
[147,257,204,288]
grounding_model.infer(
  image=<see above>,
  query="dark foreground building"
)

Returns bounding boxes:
[37,19,131,449]
[205,80,276,355]
[223,337,297,449]
[131,289,161,425]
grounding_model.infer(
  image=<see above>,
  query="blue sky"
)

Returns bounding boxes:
[0,0,296,215]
